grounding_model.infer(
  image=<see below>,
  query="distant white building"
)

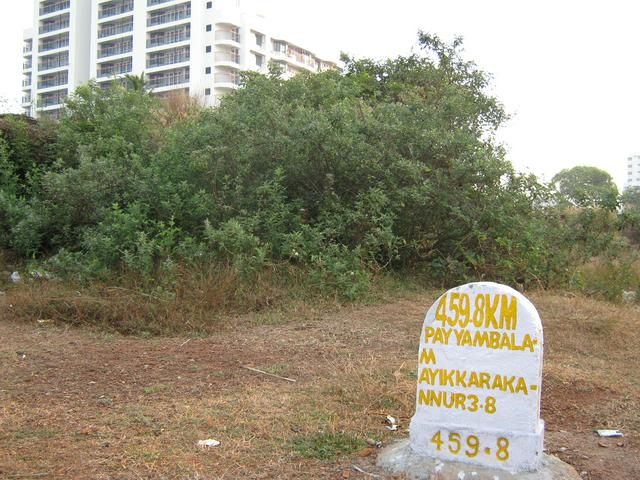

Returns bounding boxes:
[21,0,337,119]
[626,154,640,189]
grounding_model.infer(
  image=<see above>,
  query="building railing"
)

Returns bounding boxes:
[22,78,32,87]
[99,1,134,19]
[40,0,70,16]
[23,43,33,54]
[215,30,240,43]
[147,51,190,68]
[148,71,190,88]
[214,51,240,64]
[38,56,69,71]
[39,19,70,34]
[40,38,70,52]
[98,42,133,58]
[98,21,133,38]
[147,28,190,47]
[38,75,69,89]
[38,92,67,107]
[147,7,191,27]
[214,72,240,85]
[98,60,133,77]
[22,95,32,104]
[148,0,175,6]
[23,61,33,69]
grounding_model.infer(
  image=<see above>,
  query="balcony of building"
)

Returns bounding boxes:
[39,32,70,53]
[147,2,190,28]
[39,13,70,35]
[98,17,133,39]
[22,73,32,88]
[99,0,134,19]
[23,59,33,70]
[23,39,33,54]
[38,88,68,108]
[271,40,319,72]
[98,36,133,59]
[22,94,32,105]
[147,24,190,49]
[215,24,240,46]
[146,45,190,69]
[39,0,70,17]
[147,67,190,89]
[38,71,69,90]
[147,0,178,6]
[213,68,240,89]
[214,47,240,68]
[97,57,133,78]
[38,51,69,71]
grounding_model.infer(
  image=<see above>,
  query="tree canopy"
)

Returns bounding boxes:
[551,166,619,210]
[0,34,625,296]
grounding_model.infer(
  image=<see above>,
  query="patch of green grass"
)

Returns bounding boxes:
[263,363,290,376]
[290,432,366,461]
[13,427,59,440]
[143,384,169,394]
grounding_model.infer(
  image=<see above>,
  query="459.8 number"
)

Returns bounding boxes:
[430,431,509,462]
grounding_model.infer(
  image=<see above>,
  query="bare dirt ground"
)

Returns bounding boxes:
[1,291,639,479]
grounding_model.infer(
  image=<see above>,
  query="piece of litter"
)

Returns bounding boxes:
[385,415,399,431]
[595,429,623,438]
[350,465,380,478]
[197,439,220,448]
[10,272,21,284]
[366,438,383,448]
[597,441,610,448]
[457,471,466,480]
[241,365,296,383]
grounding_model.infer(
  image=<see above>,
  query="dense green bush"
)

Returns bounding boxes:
[0,34,628,298]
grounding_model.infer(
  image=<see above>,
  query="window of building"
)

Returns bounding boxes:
[205,66,211,74]
[205,88,211,95]
[206,1,212,8]
[255,53,265,68]
[206,45,211,52]
[254,32,265,47]
[206,24,212,32]
[273,40,286,53]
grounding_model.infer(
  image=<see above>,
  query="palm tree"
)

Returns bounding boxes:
[124,73,147,93]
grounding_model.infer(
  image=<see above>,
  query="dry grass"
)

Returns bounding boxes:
[1,266,421,336]
[0,290,638,479]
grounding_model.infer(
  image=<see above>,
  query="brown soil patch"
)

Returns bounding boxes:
[0,292,638,479]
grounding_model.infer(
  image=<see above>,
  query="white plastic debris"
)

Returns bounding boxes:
[595,429,623,438]
[622,291,637,303]
[30,270,52,280]
[197,439,220,448]
[10,272,21,284]
[385,415,399,431]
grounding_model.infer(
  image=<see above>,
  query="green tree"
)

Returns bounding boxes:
[551,166,619,210]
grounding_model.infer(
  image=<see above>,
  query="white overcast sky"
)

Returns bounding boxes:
[1,0,638,188]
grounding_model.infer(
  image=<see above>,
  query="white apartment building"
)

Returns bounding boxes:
[22,0,336,119]
[626,154,640,189]
[22,0,92,119]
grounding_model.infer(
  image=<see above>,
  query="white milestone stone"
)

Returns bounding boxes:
[409,282,544,473]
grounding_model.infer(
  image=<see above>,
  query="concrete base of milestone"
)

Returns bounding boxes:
[377,440,581,480]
